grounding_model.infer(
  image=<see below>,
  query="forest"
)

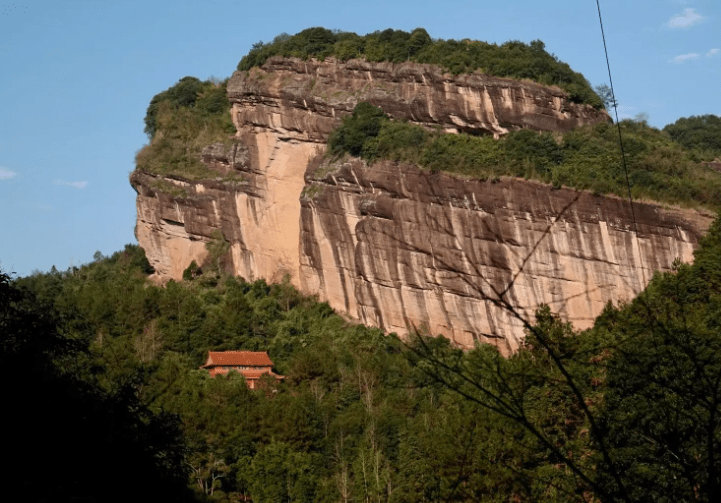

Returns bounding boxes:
[4,211,721,502]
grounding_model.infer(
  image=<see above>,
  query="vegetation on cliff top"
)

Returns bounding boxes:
[136,76,236,180]
[9,213,721,501]
[237,27,603,107]
[663,114,721,161]
[328,102,721,211]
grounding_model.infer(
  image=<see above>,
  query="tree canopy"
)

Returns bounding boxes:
[1,264,190,502]
[663,114,721,161]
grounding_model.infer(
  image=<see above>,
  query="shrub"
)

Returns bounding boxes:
[327,102,388,157]
[136,77,237,180]
[182,260,202,281]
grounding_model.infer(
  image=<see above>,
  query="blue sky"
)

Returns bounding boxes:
[1,0,718,277]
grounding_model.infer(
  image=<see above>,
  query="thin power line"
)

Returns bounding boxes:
[594,4,640,499]
[595,0,637,234]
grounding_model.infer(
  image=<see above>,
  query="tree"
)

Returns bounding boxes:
[328,102,388,158]
[205,229,231,276]
[592,217,721,502]
[1,269,193,502]
[183,259,202,281]
[632,112,649,125]
[595,84,618,110]
[189,450,230,496]
[664,114,721,159]
[243,441,321,503]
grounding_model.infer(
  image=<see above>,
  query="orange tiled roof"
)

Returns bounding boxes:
[201,351,274,368]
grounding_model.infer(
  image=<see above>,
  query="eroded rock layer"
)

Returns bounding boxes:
[132,57,710,351]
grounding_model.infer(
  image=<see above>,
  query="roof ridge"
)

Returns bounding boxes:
[201,350,275,368]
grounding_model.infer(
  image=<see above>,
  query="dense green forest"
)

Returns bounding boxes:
[237,27,602,107]
[327,102,721,211]
[1,261,191,502]
[5,213,721,502]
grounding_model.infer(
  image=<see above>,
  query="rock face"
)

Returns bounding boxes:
[131,57,711,352]
[300,159,708,353]
[132,130,322,284]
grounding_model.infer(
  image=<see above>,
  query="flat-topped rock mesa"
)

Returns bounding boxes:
[131,57,711,354]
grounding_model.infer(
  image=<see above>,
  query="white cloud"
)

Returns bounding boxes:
[707,48,720,57]
[669,52,700,64]
[54,179,88,189]
[666,8,704,28]
[0,167,17,180]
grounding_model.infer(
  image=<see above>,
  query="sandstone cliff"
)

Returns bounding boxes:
[300,158,708,353]
[131,57,711,352]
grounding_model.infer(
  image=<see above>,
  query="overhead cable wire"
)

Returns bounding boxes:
[595,0,637,235]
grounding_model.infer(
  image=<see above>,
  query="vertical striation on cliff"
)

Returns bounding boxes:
[299,158,706,354]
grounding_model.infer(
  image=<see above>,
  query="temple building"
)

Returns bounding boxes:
[200,351,283,389]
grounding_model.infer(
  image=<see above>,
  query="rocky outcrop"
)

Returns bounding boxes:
[704,161,721,173]
[131,57,711,351]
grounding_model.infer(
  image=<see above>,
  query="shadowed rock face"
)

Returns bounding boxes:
[132,57,711,352]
